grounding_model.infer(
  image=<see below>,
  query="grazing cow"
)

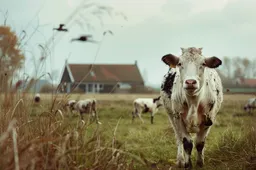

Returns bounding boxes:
[74,99,101,124]
[244,97,256,115]
[132,96,162,124]
[65,99,76,112]
[34,93,41,103]
[160,47,223,169]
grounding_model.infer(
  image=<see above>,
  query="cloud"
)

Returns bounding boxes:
[131,0,256,54]
[107,0,256,85]
[2,0,256,86]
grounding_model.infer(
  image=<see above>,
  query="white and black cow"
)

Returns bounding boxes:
[34,93,41,103]
[244,97,256,115]
[66,99,77,113]
[160,47,223,169]
[74,99,101,124]
[132,96,162,124]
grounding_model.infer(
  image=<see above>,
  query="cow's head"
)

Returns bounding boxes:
[244,104,251,111]
[153,96,163,107]
[161,47,222,95]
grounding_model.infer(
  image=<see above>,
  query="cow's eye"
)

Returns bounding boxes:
[177,63,182,66]
[199,63,206,69]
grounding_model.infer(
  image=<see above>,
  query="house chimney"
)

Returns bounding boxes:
[135,60,137,65]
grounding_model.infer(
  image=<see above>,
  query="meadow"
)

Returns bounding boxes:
[0,93,255,170]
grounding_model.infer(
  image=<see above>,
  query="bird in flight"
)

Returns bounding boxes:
[71,35,98,43]
[103,30,113,36]
[53,24,68,32]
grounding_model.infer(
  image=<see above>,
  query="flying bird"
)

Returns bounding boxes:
[103,30,113,36]
[53,24,68,32]
[71,35,98,43]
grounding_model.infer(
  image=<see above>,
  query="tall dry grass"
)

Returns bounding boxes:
[1,89,256,170]
[0,91,146,170]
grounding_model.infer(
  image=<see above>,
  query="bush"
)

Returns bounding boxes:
[40,84,57,93]
[129,85,156,94]
[72,87,84,94]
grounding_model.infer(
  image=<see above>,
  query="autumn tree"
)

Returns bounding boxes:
[0,26,25,92]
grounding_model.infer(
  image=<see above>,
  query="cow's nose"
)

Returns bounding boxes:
[185,79,197,85]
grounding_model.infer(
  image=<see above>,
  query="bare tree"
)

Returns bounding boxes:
[223,56,232,78]
[242,57,250,78]
[250,58,256,78]
[234,67,243,78]
[231,56,243,78]
[142,69,148,85]
[50,69,60,84]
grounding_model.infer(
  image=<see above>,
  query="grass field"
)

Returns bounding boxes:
[0,93,256,170]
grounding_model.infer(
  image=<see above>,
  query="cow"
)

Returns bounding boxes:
[244,97,256,115]
[65,99,77,113]
[74,99,101,124]
[132,96,162,124]
[160,47,223,169]
[34,93,41,103]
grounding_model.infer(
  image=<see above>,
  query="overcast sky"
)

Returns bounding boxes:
[1,0,256,86]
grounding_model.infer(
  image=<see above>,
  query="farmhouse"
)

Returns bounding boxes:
[235,77,256,87]
[59,60,145,93]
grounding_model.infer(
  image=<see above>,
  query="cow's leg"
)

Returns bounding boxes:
[168,114,192,169]
[195,125,212,167]
[80,112,84,120]
[132,111,136,122]
[132,107,137,122]
[204,115,213,126]
[93,107,101,124]
[249,107,253,116]
[150,111,155,124]
[135,107,144,123]
[88,106,94,123]
[137,111,144,123]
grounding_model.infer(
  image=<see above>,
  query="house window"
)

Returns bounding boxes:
[88,84,93,92]
[99,84,104,90]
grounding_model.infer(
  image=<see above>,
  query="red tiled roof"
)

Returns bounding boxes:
[241,79,256,87]
[68,64,144,84]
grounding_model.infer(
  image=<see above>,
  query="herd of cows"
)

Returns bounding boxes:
[33,47,256,169]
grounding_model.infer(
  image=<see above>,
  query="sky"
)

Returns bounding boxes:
[1,0,256,86]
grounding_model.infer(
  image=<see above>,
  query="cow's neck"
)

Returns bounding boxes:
[185,95,199,108]
[184,85,204,107]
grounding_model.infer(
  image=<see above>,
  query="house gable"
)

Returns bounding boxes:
[60,64,74,83]
[60,67,71,83]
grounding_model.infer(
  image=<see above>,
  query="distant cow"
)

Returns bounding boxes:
[74,99,101,124]
[160,47,223,169]
[244,97,256,115]
[132,96,162,124]
[66,99,76,112]
[34,93,41,103]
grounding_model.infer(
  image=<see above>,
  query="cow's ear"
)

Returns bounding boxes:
[205,56,222,68]
[162,54,179,67]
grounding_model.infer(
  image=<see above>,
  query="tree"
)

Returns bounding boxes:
[242,57,250,78]
[0,26,25,92]
[223,56,232,78]
[50,69,60,84]
[234,67,243,78]
[252,58,256,77]
[142,69,148,85]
